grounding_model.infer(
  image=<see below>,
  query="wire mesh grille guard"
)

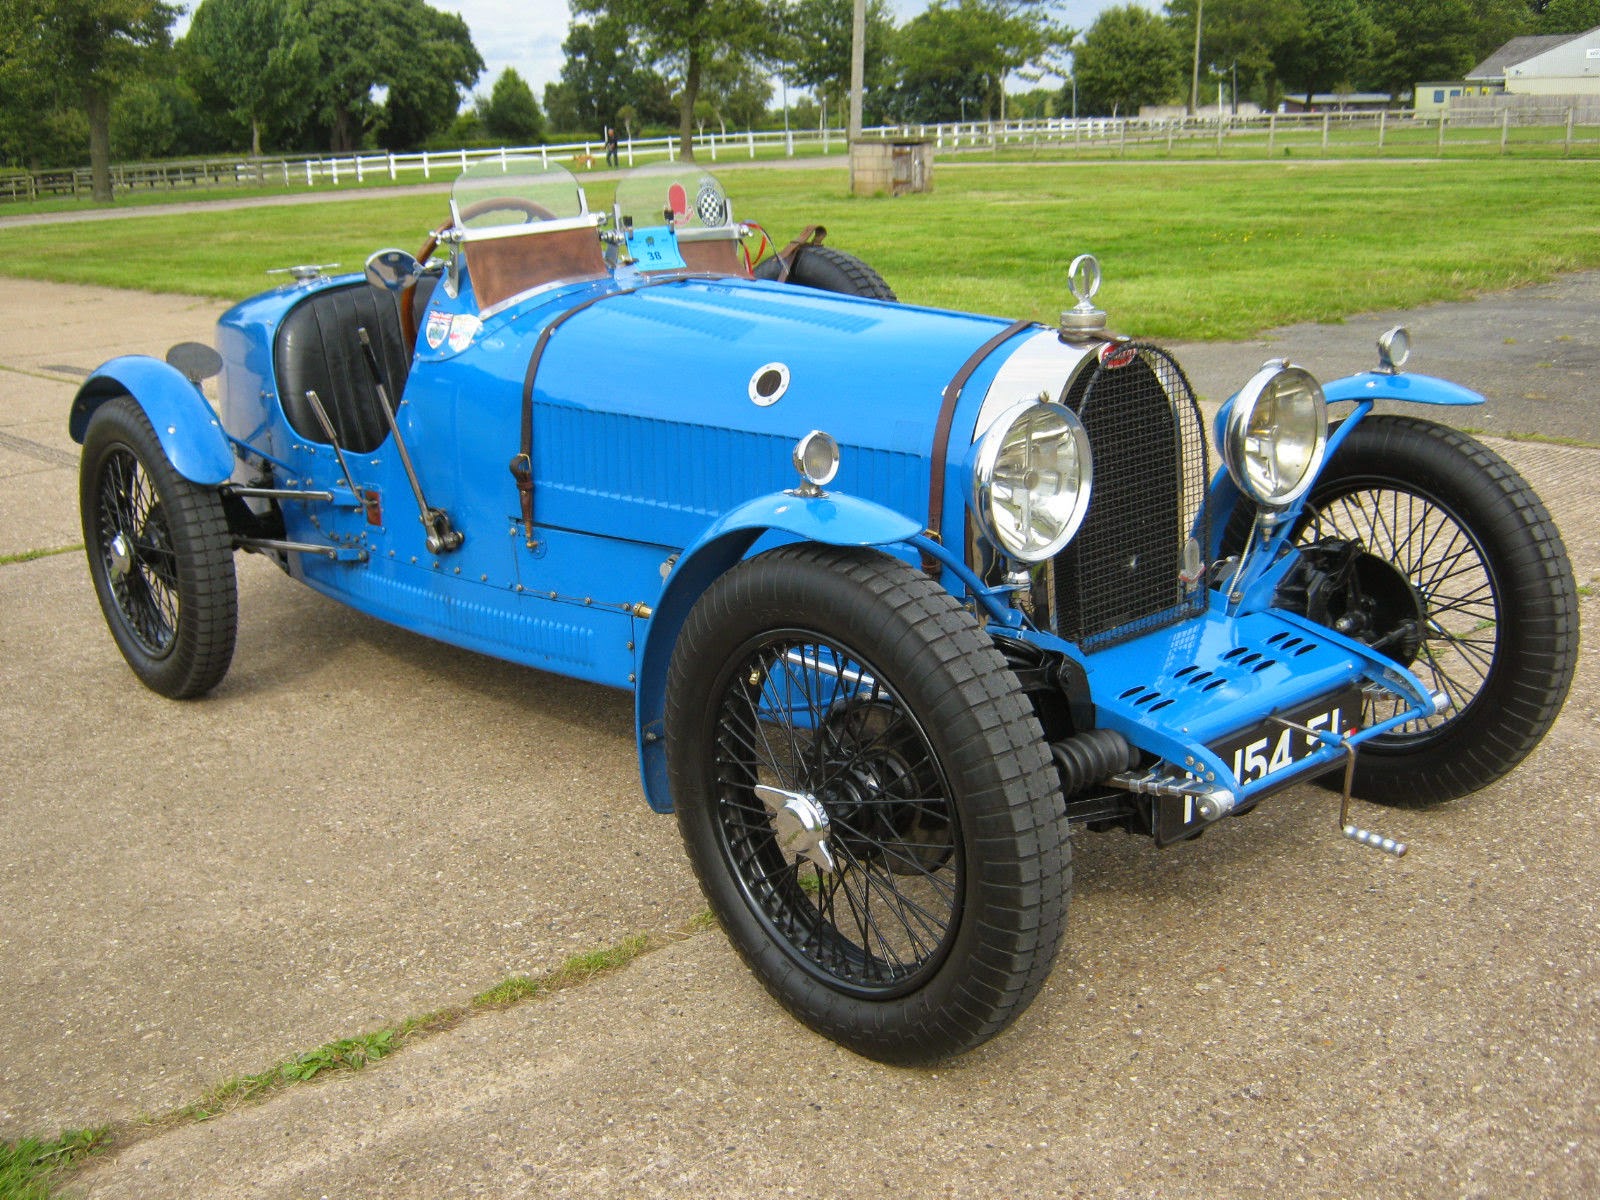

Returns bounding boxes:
[1048,345,1210,651]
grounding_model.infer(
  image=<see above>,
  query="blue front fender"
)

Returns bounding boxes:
[633,490,925,814]
[1321,370,1484,408]
[69,356,234,486]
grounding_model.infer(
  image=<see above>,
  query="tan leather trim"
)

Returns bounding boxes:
[466,227,608,312]
[678,236,748,277]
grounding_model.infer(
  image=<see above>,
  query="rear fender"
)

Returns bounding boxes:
[69,356,234,486]
[634,491,924,813]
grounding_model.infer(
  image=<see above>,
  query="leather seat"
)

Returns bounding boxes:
[274,283,411,454]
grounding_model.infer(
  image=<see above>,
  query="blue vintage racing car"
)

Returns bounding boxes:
[71,161,1578,1064]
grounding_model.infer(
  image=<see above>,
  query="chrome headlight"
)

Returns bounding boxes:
[970,401,1093,563]
[1222,364,1328,509]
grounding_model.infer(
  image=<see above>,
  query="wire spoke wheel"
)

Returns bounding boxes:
[79,396,237,699]
[1298,485,1497,743]
[711,634,961,995]
[667,545,1068,1064]
[1224,415,1577,805]
[96,446,182,657]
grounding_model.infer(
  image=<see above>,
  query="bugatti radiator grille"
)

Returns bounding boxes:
[1046,345,1210,651]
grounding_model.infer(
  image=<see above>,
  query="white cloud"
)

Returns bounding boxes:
[428,0,573,102]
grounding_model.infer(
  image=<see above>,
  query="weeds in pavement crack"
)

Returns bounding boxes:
[0,1129,111,1200]
[0,545,81,567]
[2,911,718,1197]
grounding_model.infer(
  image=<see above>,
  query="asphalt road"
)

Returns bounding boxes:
[0,276,1595,1199]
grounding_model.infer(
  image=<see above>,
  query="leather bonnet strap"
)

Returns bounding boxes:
[925,320,1038,563]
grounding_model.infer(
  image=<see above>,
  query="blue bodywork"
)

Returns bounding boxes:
[190,267,1009,700]
[66,165,1489,829]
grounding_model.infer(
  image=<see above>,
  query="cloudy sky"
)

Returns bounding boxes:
[427,1,1154,104]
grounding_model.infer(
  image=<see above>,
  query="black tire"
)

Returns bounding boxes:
[665,545,1068,1064]
[80,396,237,699]
[1222,414,1577,805]
[754,244,897,301]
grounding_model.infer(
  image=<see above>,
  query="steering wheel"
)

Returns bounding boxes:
[401,197,561,354]
[458,197,558,225]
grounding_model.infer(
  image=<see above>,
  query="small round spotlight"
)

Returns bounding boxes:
[1377,326,1411,373]
[793,430,840,492]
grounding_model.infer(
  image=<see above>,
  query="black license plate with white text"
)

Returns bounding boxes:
[1155,686,1364,844]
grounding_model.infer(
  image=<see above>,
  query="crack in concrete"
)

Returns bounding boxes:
[0,429,76,469]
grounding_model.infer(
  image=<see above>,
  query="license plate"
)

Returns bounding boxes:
[1156,686,1364,844]
[1215,686,1363,789]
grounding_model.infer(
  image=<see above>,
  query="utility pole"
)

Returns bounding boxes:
[1188,0,1203,117]
[848,0,866,189]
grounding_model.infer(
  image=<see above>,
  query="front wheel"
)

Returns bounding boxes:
[80,396,237,698]
[1230,415,1577,805]
[666,546,1068,1064]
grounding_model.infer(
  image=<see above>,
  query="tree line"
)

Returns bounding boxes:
[556,0,1600,141]
[0,0,532,200]
[4,0,1597,203]
[1074,0,1600,119]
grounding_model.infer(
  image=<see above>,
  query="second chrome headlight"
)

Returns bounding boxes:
[1222,364,1328,509]
[970,401,1093,563]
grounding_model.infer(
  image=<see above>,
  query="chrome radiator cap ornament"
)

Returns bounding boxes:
[1059,253,1108,339]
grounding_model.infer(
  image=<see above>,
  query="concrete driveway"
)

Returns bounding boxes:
[0,277,1595,1198]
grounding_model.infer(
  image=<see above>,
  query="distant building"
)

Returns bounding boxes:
[1279,93,1397,114]
[1138,102,1264,120]
[1416,26,1600,115]
[1414,82,1496,117]
[1497,25,1600,97]
[1467,35,1574,90]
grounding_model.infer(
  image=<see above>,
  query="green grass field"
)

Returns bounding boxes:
[2,158,1597,340]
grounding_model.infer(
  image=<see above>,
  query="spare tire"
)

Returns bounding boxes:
[755,244,897,301]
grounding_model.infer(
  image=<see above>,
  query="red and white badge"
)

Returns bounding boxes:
[446,315,480,353]
[424,309,452,351]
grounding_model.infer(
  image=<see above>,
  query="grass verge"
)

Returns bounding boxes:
[1,911,718,1197]
[162,916,705,1127]
[1463,427,1600,451]
[0,546,80,567]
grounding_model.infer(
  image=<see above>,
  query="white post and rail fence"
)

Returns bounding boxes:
[5,105,1598,203]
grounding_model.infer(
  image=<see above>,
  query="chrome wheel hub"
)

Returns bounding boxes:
[107,532,134,582]
[754,783,835,873]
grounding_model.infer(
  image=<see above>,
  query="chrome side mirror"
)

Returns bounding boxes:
[365,248,419,292]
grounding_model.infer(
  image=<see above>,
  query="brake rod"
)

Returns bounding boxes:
[356,326,462,553]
